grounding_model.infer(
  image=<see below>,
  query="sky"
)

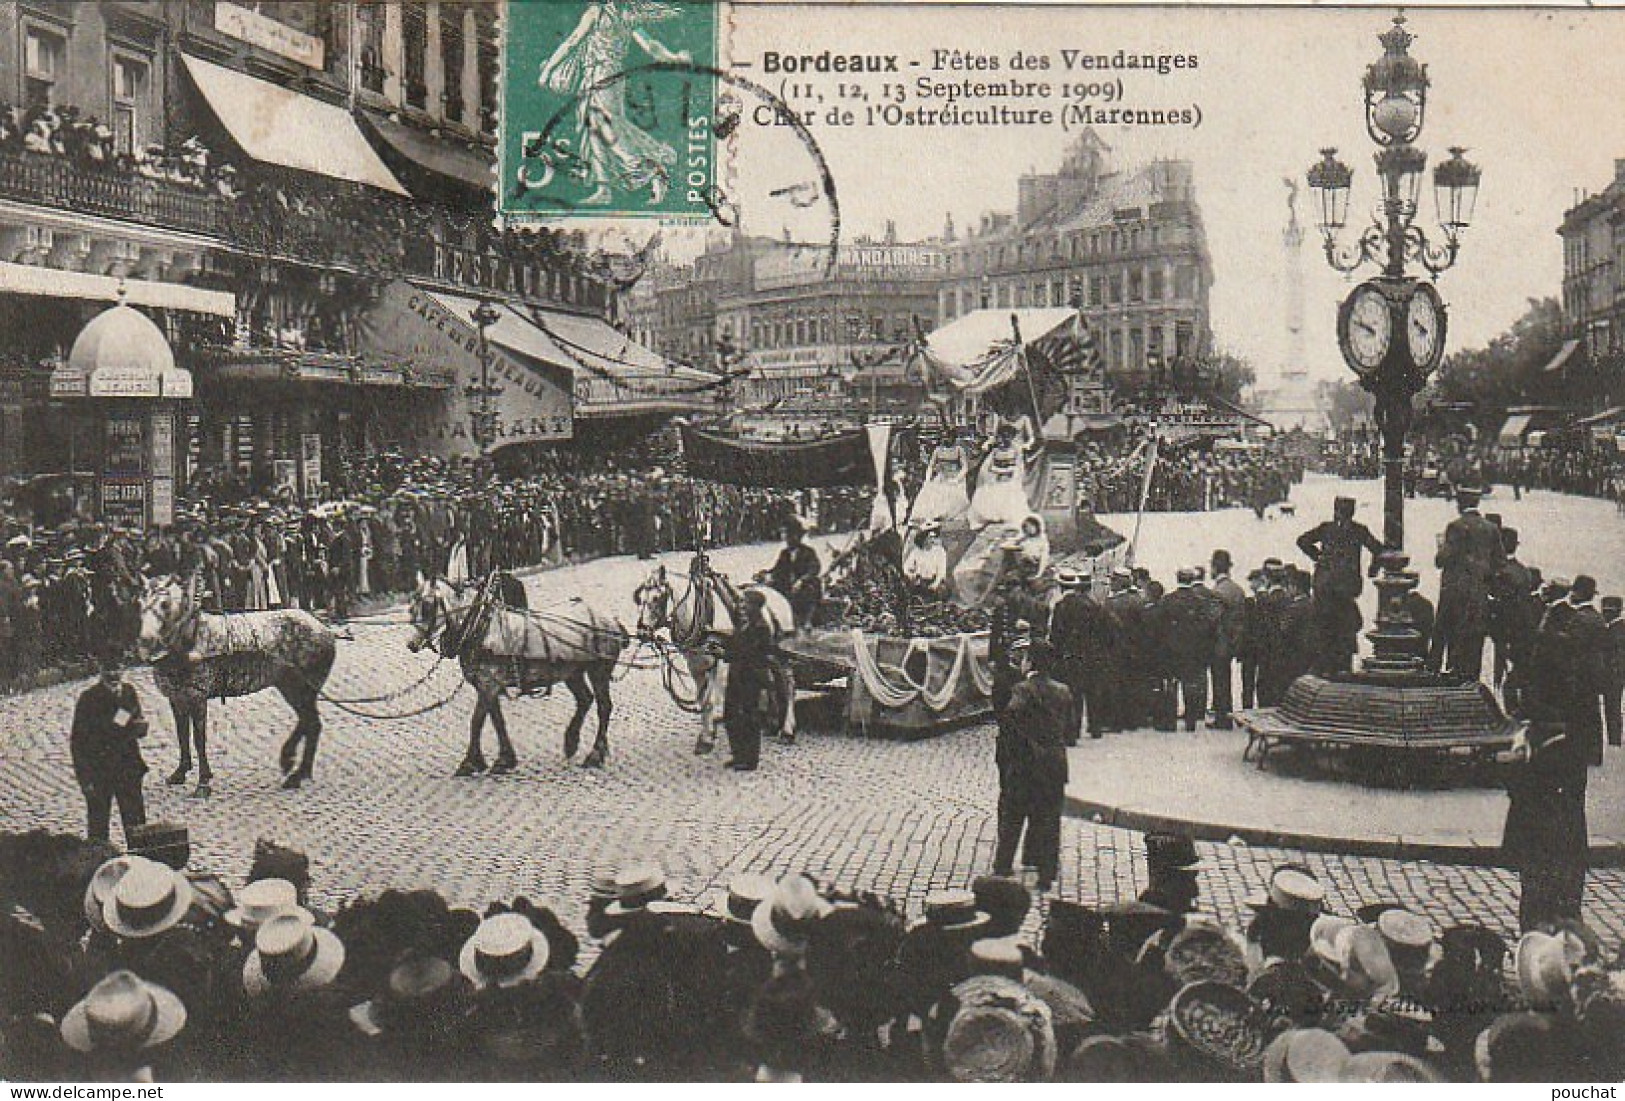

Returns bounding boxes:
[635,4,1625,386]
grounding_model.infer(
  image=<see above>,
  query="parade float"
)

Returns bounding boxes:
[682,308,1125,736]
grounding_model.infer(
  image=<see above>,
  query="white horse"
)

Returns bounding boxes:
[634,556,797,754]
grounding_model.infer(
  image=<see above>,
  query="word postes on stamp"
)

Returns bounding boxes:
[500,0,721,221]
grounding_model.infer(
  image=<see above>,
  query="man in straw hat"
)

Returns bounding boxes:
[70,656,149,844]
[59,969,186,1075]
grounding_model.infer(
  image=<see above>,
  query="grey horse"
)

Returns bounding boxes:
[137,575,337,795]
[408,575,627,773]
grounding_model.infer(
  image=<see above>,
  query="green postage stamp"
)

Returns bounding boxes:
[500,1,722,222]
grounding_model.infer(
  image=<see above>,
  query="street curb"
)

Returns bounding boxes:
[1063,795,1625,869]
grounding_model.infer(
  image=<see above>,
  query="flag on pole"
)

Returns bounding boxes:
[1127,428,1160,567]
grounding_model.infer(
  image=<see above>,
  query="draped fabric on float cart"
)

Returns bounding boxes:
[679,424,874,488]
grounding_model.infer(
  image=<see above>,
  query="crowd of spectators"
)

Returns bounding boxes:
[0,448,871,693]
[0,102,236,196]
[1076,440,1303,516]
[2,824,1618,1083]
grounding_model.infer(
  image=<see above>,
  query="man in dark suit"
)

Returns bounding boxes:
[1206,550,1247,729]
[1105,568,1151,730]
[1238,567,1270,709]
[1490,527,1536,691]
[1155,568,1219,732]
[1431,486,1503,679]
[1603,595,1624,749]
[1296,496,1383,676]
[1567,576,1611,765]
[1048,568,1119,741]
[994,640,1072,892]
[767,520,822,629]
[70,657,149,843]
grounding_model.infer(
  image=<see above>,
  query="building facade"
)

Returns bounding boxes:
[1559,158,1625,374]
[0,1,693,514]
[625,226,945,412]
[936,131,1214,406]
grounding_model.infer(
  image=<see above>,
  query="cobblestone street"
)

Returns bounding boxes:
[4,484,1625,948]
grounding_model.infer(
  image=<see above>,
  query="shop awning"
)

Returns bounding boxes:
[1541,339,1581,374]
[0,262,234,317]
[360,111,492,194]
[1497,413,1533,447]
[356,282,574,457]
[181,54,407,195]
[413,289,714,415]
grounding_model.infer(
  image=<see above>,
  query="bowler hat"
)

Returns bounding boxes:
[1145,832,1204,871]
[125,822,189,871]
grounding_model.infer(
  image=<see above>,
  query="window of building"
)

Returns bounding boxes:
[1016,285,1029,308]
[110,54,150,158]
[24,24,67,108]
[979,286,991,310]
[1128,270,1143,303]
[356,2,387,93]
[1149,269,1165,302]
[1109,329,1123,370]
[476,8,499,133]
[1130,328,1145,369]
[403,2,429,110]
[1108,272,1122,305]
[1175,320,1195,359]
[441,4,466,123]
[1090,276,1104,307]
[1175,265,1196,300]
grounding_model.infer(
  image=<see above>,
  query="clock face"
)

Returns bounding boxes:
[1341,286,1393,373]
[1405,285,1446,373]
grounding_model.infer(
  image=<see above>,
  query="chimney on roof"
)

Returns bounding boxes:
[1616,158,1625,185]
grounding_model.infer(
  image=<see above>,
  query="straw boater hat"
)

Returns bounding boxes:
[752,875,833,958]
[60,970,186,1054]
[603,863,668,918]
[1055,568,1086,589]
[83,856,136,932]
[225,878,304,932]
[102,859,193,939]
[458,912,551,989]
[1244,868,1326,914]
[243,912,345,998]
[1376,908,1438,971]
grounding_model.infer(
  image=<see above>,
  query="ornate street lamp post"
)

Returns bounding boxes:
[466,299,504,456]
[1306,12,1481,674]
[1238,14,1512,763]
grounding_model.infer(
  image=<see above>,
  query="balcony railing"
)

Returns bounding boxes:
[0,150,225,238]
